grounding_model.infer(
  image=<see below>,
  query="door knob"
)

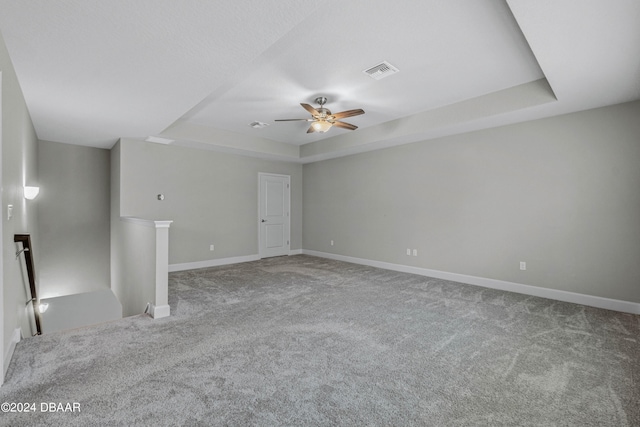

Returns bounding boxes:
[261,219,267,223]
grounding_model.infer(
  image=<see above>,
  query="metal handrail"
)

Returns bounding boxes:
[14,234,42,335]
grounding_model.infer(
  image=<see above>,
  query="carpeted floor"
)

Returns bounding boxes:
[1,255,639,426]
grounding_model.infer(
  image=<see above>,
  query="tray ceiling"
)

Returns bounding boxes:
[0,0,638,162]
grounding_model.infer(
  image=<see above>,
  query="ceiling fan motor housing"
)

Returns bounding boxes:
[316,108,331,119]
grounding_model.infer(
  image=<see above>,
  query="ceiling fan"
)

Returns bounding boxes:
[275,97,365,133]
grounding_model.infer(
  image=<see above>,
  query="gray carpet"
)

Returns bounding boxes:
[1,255,638,426]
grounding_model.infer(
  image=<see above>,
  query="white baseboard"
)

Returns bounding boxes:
[169,254,261,272]
[3,328,21,377]
[150,304,170,319]
[170,251,304,272]
[303,250,640,315]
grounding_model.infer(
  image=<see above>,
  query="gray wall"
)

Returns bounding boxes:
[303,101,640,304]
[110,216,159,317]
[37,140,110,298]
[40,289,121,334]
[1,29,40,371]
[116,138,303,265]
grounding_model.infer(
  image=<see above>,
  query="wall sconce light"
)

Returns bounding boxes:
[25,298,49,313]
[38,302,49,314]
[24,186,40,200]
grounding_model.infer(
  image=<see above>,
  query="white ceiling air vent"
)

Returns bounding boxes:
[363,61,399,80]
[249,121,269,129]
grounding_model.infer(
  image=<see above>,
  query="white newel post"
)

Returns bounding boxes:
[151,220,172,318]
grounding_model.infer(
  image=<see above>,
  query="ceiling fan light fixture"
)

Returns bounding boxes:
[312,120,332,132]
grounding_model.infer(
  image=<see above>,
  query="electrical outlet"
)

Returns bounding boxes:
[413,249,418,256]
[520,261,526,271]
[330,240,334,246]
[7,204,13,221]
[210,244,215,251]
[406,248,411,256]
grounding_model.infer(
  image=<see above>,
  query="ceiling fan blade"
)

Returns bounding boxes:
[274,118,312,121]
[306,125,316,133]
[333,121,358,131]
[301,103,320,116]
[331,109,365,120]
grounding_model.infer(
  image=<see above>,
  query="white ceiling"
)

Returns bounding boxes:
[0,0,638,162]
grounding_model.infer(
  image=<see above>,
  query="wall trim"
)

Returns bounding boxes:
[289,249,303,255]
[169,254,261,272]
[302,250,640,315]
[3,328,21,377]
[120,216,173,228]
[150,304,170,319]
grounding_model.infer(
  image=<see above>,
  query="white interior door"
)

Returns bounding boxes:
[259,173,290,258]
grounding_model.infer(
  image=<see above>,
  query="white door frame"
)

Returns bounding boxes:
[258,173,290,258]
